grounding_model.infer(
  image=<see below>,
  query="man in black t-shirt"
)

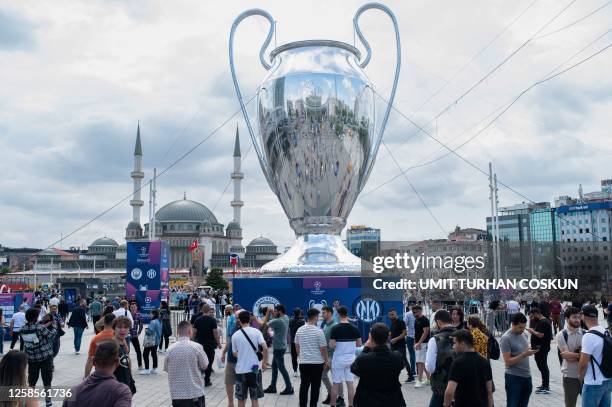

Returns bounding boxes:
[412,305,431,386]
[527,307,553,394]
[192,303,221,386]
[388,308,414,382]
[444,329,493,407]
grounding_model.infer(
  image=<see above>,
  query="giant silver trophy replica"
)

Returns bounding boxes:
[230,3,400,274]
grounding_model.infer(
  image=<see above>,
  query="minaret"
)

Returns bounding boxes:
[231,126,244,226]
[126,123,144,240]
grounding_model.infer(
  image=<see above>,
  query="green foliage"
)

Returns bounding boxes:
[205,268,228,290]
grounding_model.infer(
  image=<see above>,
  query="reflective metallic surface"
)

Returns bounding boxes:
[258,42,375,235]
[230,4,400,273]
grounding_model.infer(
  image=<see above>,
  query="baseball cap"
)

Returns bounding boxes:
[581,305,598,318]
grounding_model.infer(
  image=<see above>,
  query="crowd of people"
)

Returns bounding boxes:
[0,290,610,407]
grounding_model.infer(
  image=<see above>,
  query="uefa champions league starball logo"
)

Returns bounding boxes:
[130,268,142,280]
[144,296,151,304]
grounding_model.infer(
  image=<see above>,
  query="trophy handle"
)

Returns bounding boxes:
[229,9,277,192]
[353,2,401,188]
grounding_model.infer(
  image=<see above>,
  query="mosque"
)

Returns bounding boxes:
[124,124,279,275]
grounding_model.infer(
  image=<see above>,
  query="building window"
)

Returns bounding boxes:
[170,225,175,231]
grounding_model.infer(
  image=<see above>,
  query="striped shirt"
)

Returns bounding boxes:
[404,311,415,338]
[295,324,327,364]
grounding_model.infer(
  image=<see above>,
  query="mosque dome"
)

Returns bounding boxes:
[155,199,219,224]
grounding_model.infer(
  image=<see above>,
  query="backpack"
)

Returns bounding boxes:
[487,331,500,360]
[585,329,612,379]
[431,327,456,394]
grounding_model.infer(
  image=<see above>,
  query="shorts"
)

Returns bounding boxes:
[225,362,236,385]
[415,343,428,363]
[235,371,264,401]
[331,360,354,383]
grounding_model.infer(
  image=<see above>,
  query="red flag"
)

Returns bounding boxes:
[188,240,198,252]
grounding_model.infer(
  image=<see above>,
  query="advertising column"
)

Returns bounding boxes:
[126,241,169,322]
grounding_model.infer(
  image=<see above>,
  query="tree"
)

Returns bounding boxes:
[0,267,8,275]
[205,268,228,290]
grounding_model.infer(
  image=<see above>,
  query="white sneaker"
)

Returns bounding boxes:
[293,371,299,377]
[414,379,423,388]
[423,378,431,386]
[150,368,158,374]
[138,366,144,371]
[139,369,150,375]
[74,351,79,355]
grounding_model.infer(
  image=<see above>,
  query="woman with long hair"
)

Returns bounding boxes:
[158,301,172,353]
[0,350,37,407]
[140,309,161,375]
[451,306,466,330]
[467,315,489,358]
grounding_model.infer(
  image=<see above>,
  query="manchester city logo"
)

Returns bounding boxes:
[354,296,382,323]
[130,268,142,280]
[147,269,157,279]
[252,295,280,317]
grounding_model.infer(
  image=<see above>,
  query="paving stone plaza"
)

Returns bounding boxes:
[29,312,607,407]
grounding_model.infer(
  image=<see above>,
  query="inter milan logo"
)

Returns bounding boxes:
[354,297,381,323]
[146,269,157,279]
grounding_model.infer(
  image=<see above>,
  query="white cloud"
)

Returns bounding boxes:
[1,0,611,250]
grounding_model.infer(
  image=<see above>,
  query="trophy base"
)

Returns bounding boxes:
[260,234,362,274]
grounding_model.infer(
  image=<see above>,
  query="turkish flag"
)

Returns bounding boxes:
[188,240,198,252]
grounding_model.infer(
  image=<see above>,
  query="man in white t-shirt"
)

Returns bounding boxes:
[49,295,60,307]
[329,306,362,407]
[578,305,612,406]
[506,299,520,314]
[112,300,134,324]
[231,311,268,407]
[9,305,27,351]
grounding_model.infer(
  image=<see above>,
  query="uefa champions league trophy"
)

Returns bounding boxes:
[229,3,400,273]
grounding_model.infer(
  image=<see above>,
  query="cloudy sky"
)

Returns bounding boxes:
[1,0,611,251]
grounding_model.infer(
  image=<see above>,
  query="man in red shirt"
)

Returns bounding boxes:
[549,299,562,335]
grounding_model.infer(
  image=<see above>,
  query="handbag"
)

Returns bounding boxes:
[240,328,263,361]
[143,325,156,348]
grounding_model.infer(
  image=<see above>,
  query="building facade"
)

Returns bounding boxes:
[346,225,381,257]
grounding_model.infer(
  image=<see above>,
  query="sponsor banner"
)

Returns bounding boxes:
[233,276,402,341]
[127,241,170,320]
[0,293,34,340]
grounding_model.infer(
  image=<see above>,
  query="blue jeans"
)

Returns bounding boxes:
[73,327,85,352]
[270,348,292,390]
[582,380,612,407]
[406,337,416,376]
[505,373,532,407]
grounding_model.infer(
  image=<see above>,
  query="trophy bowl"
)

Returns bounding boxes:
[230,4,400,273]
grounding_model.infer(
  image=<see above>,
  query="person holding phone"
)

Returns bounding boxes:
[500,312,538,407]
[527,308,553,395]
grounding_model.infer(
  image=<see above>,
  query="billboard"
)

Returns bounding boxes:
[126,240,170,322]
[0,293,34,340]
[232,276,403,341]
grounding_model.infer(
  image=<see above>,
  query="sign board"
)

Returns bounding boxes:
[126,241,170,322]
[232,276,403,341]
